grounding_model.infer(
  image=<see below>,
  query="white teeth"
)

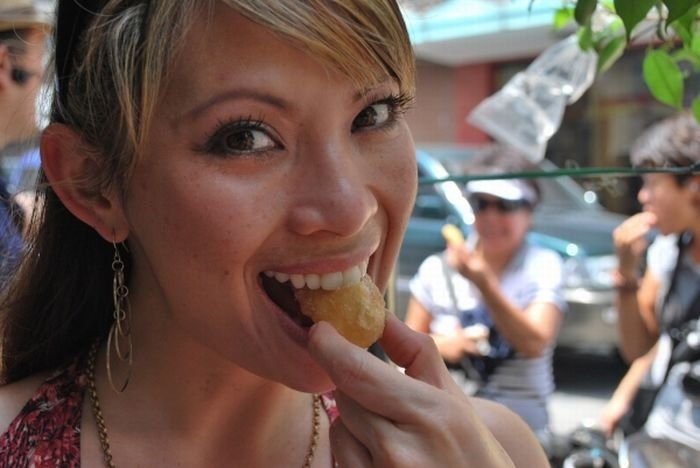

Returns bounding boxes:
[321,272,343,291]
[305,274,321,290]
[263,262,367,291]
[274,272,289,283]
[342,265,361,285]
[290,274,306,289]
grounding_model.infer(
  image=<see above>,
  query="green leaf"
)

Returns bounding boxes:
[691,34,700,57]
[671,4,700,45]
[578,22,594,50]
[691,95,700,122]
[672,48,700,68]
[575,0,598,25]
[643,49,684,108]
[672,17,692,44]
[593,16,624,43]
[554,7,575,30]
[614,0,657,40]
[597,35,627,73]
[663,0,696,26]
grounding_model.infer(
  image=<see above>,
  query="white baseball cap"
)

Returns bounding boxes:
[0,0,54,32]
[465,179,539,204]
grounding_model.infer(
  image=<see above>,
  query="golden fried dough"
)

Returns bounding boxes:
[295,275,386,348]
[441,223,464,246]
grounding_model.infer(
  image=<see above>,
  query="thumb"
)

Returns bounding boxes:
[379,314,457,391]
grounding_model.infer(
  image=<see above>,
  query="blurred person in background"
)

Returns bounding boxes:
[0,0,52,256]
[0,0,52,285]
[599,112,700,451]
[405,144,566,435]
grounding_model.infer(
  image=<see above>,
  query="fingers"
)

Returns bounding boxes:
[309,319,522,467]
[614,213,655,273]
[307,321,396,408]
[380,314,456,389]
[308,316,463,421]
[614,212,654,247]
[331,390,398,463]
[329,417,373,468]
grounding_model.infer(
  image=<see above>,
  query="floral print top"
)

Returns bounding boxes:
[0,358,87,468]
[0,355,339,467]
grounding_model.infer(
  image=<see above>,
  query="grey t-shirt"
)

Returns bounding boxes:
[409,242,565,431]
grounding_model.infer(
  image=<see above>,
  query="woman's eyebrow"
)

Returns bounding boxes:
[178,88,291,122]
[353,79,393,102]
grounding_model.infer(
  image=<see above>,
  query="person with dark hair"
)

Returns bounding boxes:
[599,112,700,449]
[0,2,549,466]
[405,144,565,435]
[0,0,52,285]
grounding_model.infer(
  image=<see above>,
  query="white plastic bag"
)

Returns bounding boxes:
[468,35,596,162]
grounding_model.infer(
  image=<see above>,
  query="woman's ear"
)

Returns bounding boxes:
[40,123,129,242]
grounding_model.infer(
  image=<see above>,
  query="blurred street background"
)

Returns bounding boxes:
[550,351,626,436]
[391,0,676,441]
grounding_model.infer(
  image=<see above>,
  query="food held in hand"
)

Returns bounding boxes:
[295,275,387,348]
[441,223,464,246]
[463,324,491,356]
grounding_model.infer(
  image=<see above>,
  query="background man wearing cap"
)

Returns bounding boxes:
[0,0,53,285]
[405,145,565,439]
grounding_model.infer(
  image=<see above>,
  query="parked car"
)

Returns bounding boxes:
[391,146,626,354]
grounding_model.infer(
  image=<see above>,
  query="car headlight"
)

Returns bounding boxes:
[563,254,617,289]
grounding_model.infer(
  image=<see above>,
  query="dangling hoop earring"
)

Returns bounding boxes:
[107,239,133,393]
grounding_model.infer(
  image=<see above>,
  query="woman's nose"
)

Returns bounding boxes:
[285,145,377,237]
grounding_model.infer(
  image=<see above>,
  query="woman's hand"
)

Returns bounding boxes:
[433,331,471,363]
[308,314,547,467]
[445,243,494,290]
[598,397,629,438]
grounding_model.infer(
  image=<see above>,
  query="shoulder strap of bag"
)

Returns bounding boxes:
[441,253,460,311]
[440,253,486,383]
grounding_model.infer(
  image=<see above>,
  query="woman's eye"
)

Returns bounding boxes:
[224,128,275,153]
[352,102,391,131]
[201,120,277,156]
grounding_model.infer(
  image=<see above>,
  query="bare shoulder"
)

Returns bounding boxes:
[470,397,550,467]
[0,373,49,434]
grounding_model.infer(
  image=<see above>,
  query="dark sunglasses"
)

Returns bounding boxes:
[468,195,531,214]
[10,67,37,85]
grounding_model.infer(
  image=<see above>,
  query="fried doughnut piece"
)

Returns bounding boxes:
[295,275,386,348]
[441,223,464,246]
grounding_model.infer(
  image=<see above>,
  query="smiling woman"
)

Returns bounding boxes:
[0,1,548,467]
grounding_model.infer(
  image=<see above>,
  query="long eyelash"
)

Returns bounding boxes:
[367,92,414,132]
[376,92,414,118]
[389,92,415,114]
[193,115,266,154]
